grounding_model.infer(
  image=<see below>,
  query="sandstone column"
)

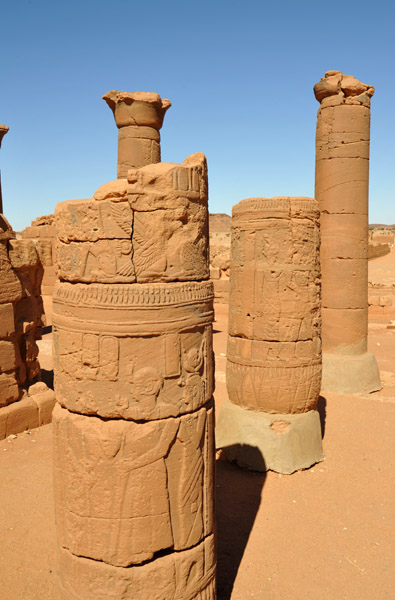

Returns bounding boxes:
[216,197,323,474]
[53,93,216,599]
[103,90,171,178]
[0,125,9,214]
[314,70,381,393]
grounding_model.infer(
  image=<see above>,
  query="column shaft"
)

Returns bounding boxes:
[216,197,323,474]
[53,98,216,598]
[314,70,380,393]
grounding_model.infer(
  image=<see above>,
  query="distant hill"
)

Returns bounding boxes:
[369,224,395,229]
[209,213,231,234]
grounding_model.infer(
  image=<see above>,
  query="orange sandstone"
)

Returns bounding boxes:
[52,93,216,599]
[21,214,56,295]
[216,197,323,474]
[0,231,52,434]
[314,70,381,393]
[103,90,171,179]
[0,125,54,438]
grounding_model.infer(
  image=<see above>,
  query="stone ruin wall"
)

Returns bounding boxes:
[0,214,55,439]
[21,213,57,295]
[52,92,216,599]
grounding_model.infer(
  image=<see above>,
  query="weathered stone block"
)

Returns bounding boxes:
[53,281,214,419]
[58,535,215,600]
[0,372,20,407]
[8,239,39,269]
[0,340,19,372]
[0,303,15,337]
[53,403,214,567]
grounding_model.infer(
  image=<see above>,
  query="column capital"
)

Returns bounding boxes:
[0,124,9,148]
[314,71,374,107]
[103,90,171,129]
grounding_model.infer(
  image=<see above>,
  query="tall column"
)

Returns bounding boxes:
[216,197,323,474]
[0,124,9,214]
[103,90,171,178]
[53,93,216,599]
[314,70,381,393]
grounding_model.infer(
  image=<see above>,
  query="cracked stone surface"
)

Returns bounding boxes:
[52,92,216,598]
[314,70,381,393]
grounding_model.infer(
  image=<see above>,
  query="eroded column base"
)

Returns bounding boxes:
[58,534,216,600]
[321,351,381,394]
[215,399,324,474]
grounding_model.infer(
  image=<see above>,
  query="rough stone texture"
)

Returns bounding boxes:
[55,154,209,284]
[21,214,56,295]
[58,535,215,600]
[53,281,213,420]
[103,90,171,179]
[216,399,323,474]
[209,214,231,303]
[0,213,55,438]
[216,197,323,473]
[53,93,215,598]
[314,70,381,393]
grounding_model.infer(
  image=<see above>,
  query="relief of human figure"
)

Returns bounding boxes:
[165,408,206,549]
[54,405,179,566]
[114,364,165,418]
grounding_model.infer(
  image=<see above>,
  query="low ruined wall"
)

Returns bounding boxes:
[368,243,390,261]
[21,214,56,295]
[209,236,230,303]
[0,215,55,439]
[368,284,395,320]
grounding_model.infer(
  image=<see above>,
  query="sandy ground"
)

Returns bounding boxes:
[0,252,394,599]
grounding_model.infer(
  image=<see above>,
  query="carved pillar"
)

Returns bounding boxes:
[216,197,323,474]
[53,97,216,597]
[314,70,381,393]
[0,125,9,214]
[103,90,171,179]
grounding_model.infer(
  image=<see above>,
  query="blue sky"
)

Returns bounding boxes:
[1,0,394,230]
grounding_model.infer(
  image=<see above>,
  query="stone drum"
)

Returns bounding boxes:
[216,197,323,474]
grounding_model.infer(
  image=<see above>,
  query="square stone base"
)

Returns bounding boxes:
[216,399,324,474]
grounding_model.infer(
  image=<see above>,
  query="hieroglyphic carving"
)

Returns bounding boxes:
[53,95,215,597]
[128,154,209,283]
[55,155,209,284]
[225,197,321,414]
[53,403,214,565]
[216,197,323,473]
[53,281,214,420]
[58,534,215,600]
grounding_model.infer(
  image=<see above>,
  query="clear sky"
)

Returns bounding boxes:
[1,0,394,230]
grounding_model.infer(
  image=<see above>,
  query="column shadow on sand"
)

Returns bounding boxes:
[317,395,327,438]
[216,446,266,600]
